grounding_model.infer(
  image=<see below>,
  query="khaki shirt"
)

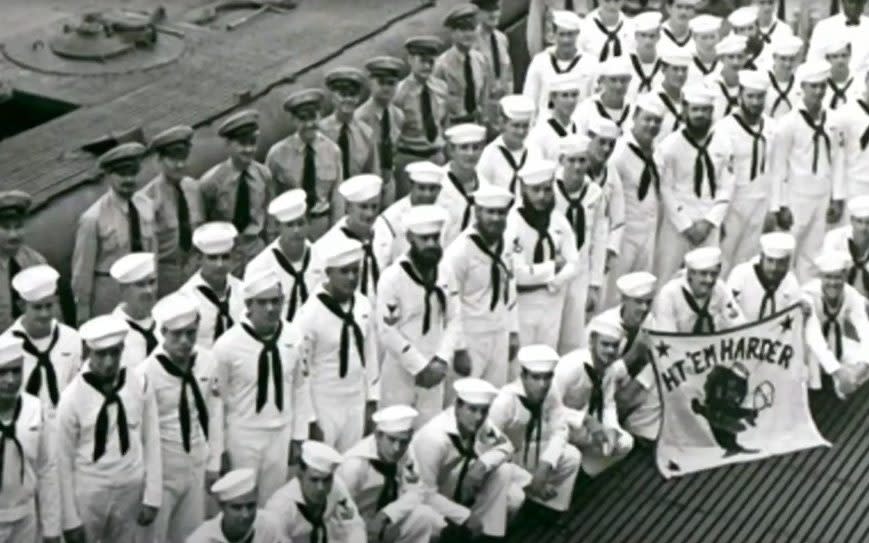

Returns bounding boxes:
[137,174,204,265]
[198,158,273,239]
[474,27,514,99]
[394,75,449,152]
[432,46,491,124]
[355,98,405,180]
[319,115,378,178]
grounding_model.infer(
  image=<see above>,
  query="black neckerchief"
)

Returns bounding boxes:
[341,227,380,296]
[447,171,475,230]
[0,397,24,489]
[13,326,60,405]
[631,54,661,93]
[595,99,630,127]
[469,233,510,310]
[126,318,158,356]
[317,292,365,377]
[768,71,795,116]
[197,284,234,340]
[662,27,692,48]
[752,263,781,319]
[858,100,869,150]
[497,146,528,194]
[593,17,624,61]
[369,458,400,510]
[827,77,853,109]
[732,114,767,180]
[447,432,478,504]
[297,502,328,543]
[658,91,682,131]
[557,180,589,250]
[693,56,718,76]
[681,287,715,333]
[82,369,130,461]
[682,129,716,198]
[518,395,544,467]
[241,323,284,413]
[627,141,659,200]
[549,52,582,74]
[400,259,446,335]
[821,296,844,359]
[155,353,209,452]
[847,238,869,293]
[517,206,556,263]
[272,246,310,321]
[585,364,604,422]
[798,109,832,174]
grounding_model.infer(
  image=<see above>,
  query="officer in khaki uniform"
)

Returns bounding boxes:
[0,191,48,333]
[139,125,203,297]
[199,110,273,275]
[473,0,515,130]
[266,89,344,240]
[71,143,158,323]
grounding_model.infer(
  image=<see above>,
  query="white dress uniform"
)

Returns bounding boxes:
[527,116,579,161]
[523,47,599,114]
[578,9,634,62]
[439,163,480,247]
[0,391,61,542]
[825,75,864,111]
[706,73,742,123]
[808,14,869,75]
[823,224,869,298]
[654,272,746,333]
[626,55,664,103]
[687,55,721,87]
[766,71,800,119]
[476,136,542,198]
[657,22,694,56]
[244,239,313,323]
[755,19,792,68]
[572,93,633,133]
[652,85,685,144]
[186,512,285,543]
[180,272,245,349]
[838,98,869,197]
[113,305,157,369]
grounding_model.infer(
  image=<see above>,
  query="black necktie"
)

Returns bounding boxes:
[297,503,328,543]
[272,248,310,322]
[13,327,60,406]
[682,287,715,333]
[302,144,318,208]
[847,239,869,293]
[380,109,394,171]
[565,0,575,10]
[317,292,365,377]
[777,0,786,21]
[822,299,843,359]
[126,319,158,356]
[517,206,555,263]
[768,72,795,116]
[693,57,718,76]
[585,364,604,422]
[682,130,716,198]
[594,18,623,61]
[469,233,510,311]
[197,285,234,340]
[558,180,587,250]
[518,396,543,467]
[828,78,852,109]
[171,184,192,253]
[498,146,528,193]
[400,261,446,335]
[627,142,659,201]
[798,110,831,174]
[662,27,692,48]
[232,171,251,233]
[82,369,130,462]
[859,100,869,150]
[241,323,283,413]
[732,114,767,180]
[0,397,24,490]
[447,433,478,504]
[549,53,582,75]
[8,258,21,320]
[595,100,630,127]
[753,263,780,319]
[659,92,682,132]
[464,52,477,116]
[421,84,438,143]
[155,354,209,453]
[489,32,502,79]
[718,82,738,116]
[338,123,351,179]
[370,459,400,510]
[447,172,474,229]
[341,228,380,296]
[831,0,841,15]
[128,201,143,252]
[631,55,660,93]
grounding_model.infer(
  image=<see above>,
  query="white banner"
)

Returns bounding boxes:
[649,304,829,478]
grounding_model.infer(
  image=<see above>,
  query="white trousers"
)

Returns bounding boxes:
[559,274,589,354]
[226,424,292,505]
[74,475,144,543]
[438,462,514,537]
[791,193,829,283]
[0,501,37,543]
[516,443,581,512]
[466,329,511,388]
[604,222,657,308]
[390,505,443,543]
[721,192,769,276]
[618,386,662,441]
[568,421,635,477]
[517,289,566,350]
[379,356,445,427]
[312,391,366,453]
[655,216,721,283]
[141,446,207,543]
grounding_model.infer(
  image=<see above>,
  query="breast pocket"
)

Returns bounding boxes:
[98,221,124,254]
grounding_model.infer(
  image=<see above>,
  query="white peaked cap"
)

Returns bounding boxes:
[551,10,582,31]
[406,161,444,185]
[301,441,344,473]
[372,404,419,433]
[728,6,758,28]
[453,377,499,405]
[322,237,365,268]
[796,60,832,84]
[80,315,129,350]
[445,123,487,144]
[771,34,803,56]
[599,56,633,78]
[193,222,238,255]
[682,83,716,106]
[518,159,557,186]
[684,246,722,270]
[110,252,156,284]
[616,271,657,298]
[472,184,513,208]
[559,134,592,155]
[587,312,625,340]
[268,189,307,223]
[824,36,851,56]
[633,11,663,33]
[211,469,256,502]
[716,34,748,56]
[759,232,796,258]
[660,48,693,67]
[547,72,582,93]
[815,250,851,274]
[500,95,536,122]
[0,335,24,369]
[848,195,869,218]
[587,116,621,139]
[688,14,722,35]
[12,264,59,302]
[339,174,383,203]
[152,292,199,330]
[517,344,559,373]
[242,269,281,300]
[738,69,770,91]
[405,205,449,235]
[635,93,666,117]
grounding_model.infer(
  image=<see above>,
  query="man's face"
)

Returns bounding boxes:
[455,399,489,434]
[555,29,580,51]
[300,466,334,506]
[478,8,501,28]
[228,132,258,166]
[754,0,776,20]
[601,75,632,101]
[501,118,531,146]
[279,216,309,246]
[662,64,689,90]
[332,88,360,116]
[374,429,413,463]
[520,369,554,403]
[759,254,790,283]
[693,32,719,53]
[200,251,233,281]
[408,53,434,79]
[347,198,381,231]
[721,52,747,71]
[634,29,660,54]
[591,333,621,365]
[801,81,827,105]
[551,89,581,117]
[684,103,714,132]
[851,215,869,239]
[451,27,477,49]
[589,133,616,163]
[161,319,199,360]
[221,495,258,538]
[325,261,361,298]
[408,231,443,267]
[409,182,441,206]
[88,344,124,380]
[686,266,720,298]
[122,274,158,313]
[294,109,321,143]
[521,181,554,212]
[475,205,509,239]
[106,163,142,199]
[245,286,284,331]
[772,53,798,76]
[157,147,190,181]
[632,109,663,142]
[450,141,484,170]
[622,294,654,327]
[669,0,696,23]
[22,296,57,334]
[0,218,24,254]
[740,87,767,117]
[821,271,846,300]
[370,75,398,103]
[560,152,591,180]
[826,48,852,72]
[0,364,22,401]
[842,0,865,21]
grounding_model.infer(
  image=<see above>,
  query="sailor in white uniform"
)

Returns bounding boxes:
[707,35,748,122]
[573,57,634,133]
[657,0,697,55]
[728,7,768,71]
[625,12,665,102]
[440,123,487,246]
[839,71,869,198]
[653,49,693,144]
[577,0,634,62]
[526,73,581,161]
[823,195,869,299]
[110,252,159,369]
[686,15,723,86]
[765,34,803,119]
[476,95,541,197]
[822,37,865,111]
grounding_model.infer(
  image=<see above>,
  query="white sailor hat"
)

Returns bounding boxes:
[80,315,129,350]
[339,174,383,203]
[268,189,307,223]
[301,441,344,473]
[242,269,282,300]
[759,232,796,258]
[770,34,803,57]
[444,123,487,144]
[635,93,666,117]
[738,69,770,91]
[499,95,536,122]
[406,161,444,185]
[716,34,748,56]
[796,60,831,84]
[688,14,722,35]
[671,0,700,6]
[847,195,869,218]
[682,83,716,106]
[372,405,419,433]
[12,264,59,302]
[587,312,625,340]
[453,377,499,405]
[660,48,693,68]
[152,293,199,330]
[322,238,365,269]
[193,222,238,255]
[559,134,592,155]
[405,205,449,235]
[684,246,722,270]
[728,6,758,28]
[518,159,557,186]
[551,10,582,31]
[0,335,24,370]
[616,271,657,298]
[547,72,582,93]
[211,469,256,502]
[815,250,851,274]
[598,56,633,78]
[633,11,663,33]
[587,116,621,139]
[472,184,513,208]
[110,252,156,284]
[517,344,559,373]
[823,36,851,56]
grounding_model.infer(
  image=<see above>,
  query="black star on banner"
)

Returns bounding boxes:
[655,341,671,358]
[779,315,793,333]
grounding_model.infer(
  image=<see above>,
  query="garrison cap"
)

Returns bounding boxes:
[149,125,194,154]
[404,35,445,56]
[325,67,367,94]
[0,190,32,220]
[283,88,325,114]
[444,4,480,29]
[471,0,502,10]
[365,56,406,79]
[98,142,146,171]
[218,110,260,139]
